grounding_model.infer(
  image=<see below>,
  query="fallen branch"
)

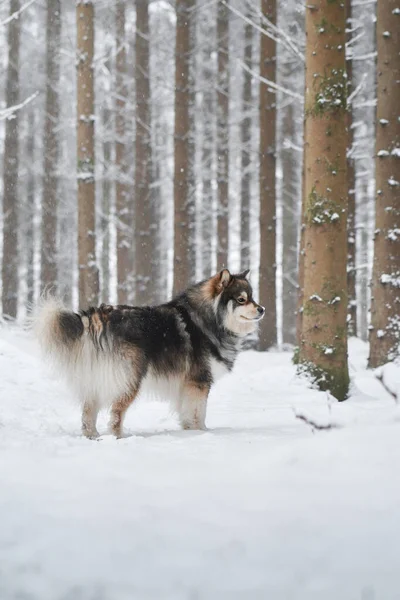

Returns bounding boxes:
[375,372,398,403]
[295,412,340,432]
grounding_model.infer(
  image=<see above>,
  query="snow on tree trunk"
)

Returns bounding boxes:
[346,0,357,337]
[41,0,61,296]
[298,0,350,401]
[369,0,400,367]
[115,1,131,305]
[173,0,195,294]
[216,0,230,270]
[259,0,277,350]
[240,13,253,272]
[101,102,112,304]
[76,1,99,307]
[2,0,21,319]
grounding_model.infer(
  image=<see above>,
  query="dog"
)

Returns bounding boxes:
[35,269,265,439]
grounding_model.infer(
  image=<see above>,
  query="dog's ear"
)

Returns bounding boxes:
[219,269,232,288]
[240,269,250,280]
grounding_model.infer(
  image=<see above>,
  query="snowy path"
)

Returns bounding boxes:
[1,327,400,600]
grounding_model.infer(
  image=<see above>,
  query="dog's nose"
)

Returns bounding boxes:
[257,305,265,315]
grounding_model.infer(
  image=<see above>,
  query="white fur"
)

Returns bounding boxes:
[35,298,132,408]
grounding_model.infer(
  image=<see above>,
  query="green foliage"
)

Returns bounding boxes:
[306,186,341,225]
[297,360,349,401]
[306,68,347,117]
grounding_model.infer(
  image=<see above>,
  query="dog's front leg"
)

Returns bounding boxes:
[179,381,209,430]
[82,399,100,439]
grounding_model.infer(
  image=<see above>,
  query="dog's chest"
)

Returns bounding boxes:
[209,356,231,382]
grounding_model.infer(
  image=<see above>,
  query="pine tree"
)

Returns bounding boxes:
[216,0,230,270]
[369,0,400,367]
[76,0,99,306]
[2,0,21,319]
[240,11,253,271]
[298,0,349,400]
[173,0,195,294]
[259,0,277,350]
[115,0,131,304]
[41,0,61,295]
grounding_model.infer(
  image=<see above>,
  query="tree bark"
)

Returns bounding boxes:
[173,0,195,294]
[76,1,99,306]
[216,0,230,270]
[369,0,400,367]
[41,0,61,295]
[240,14,253,271]
[25,110,36,308]
[2,0,21,319]
[116,1,131,304]
[298,0,349,401]
[259,0,277,350]
[200,6,216,278]
[136,0,159,304]
[101,103,112,303]
[346,0,357,336]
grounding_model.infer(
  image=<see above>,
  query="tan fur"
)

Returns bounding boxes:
[109,392,138,438]
[179,381,209,430]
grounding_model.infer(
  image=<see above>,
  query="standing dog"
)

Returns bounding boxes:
[35,269,264,438]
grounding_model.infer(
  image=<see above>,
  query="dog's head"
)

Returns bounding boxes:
[201,269,265,336]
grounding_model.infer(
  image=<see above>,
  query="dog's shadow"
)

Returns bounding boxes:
[97,425,290,441]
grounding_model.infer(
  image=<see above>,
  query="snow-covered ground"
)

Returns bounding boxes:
[1,326,400,600]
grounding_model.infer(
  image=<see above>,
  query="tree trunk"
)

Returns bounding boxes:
[136,0,159,304]
[240,14,253,271]
[259,0,277,350]
[101,103,112,303]
[369,0,400,367]
[282,102,299,345]
[76,1,98,307]
[216,0,229,270]
[200,7,216,278]
[346,0,357,336]
[2,0,21,319]
[25,110,36,308]
[116,1,131,304]
[298,0,349,401]
[173,0,195,294]
[41,0,61,295]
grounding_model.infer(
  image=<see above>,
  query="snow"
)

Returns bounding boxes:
[1,327,400,599]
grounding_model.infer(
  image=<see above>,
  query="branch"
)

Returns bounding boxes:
[240,60,303,101]
[1,0,37,26]
[375,372,398,403]
[295,412,341,431]
[0,92,38,121]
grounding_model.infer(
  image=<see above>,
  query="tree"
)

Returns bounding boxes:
[40,0,61,295]
[115,0,131,304]
[2,0,21,319]
[100,99,112,304]
[298,0,349,401]
[346,0,357,336]
[173,0,195,294]
[259,0,277,349]
[216,0,230,270]
[369,0,400,367]
[25,110,36,308]
[240,10,253,271]
[76,0,99,306]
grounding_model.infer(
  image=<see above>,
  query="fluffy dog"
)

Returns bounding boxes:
[35,269,264,438]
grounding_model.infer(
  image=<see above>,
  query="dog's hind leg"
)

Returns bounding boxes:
[179,381,210,430]
[109,390,138,438]
[82,399,100,439]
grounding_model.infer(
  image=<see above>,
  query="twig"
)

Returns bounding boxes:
[375,372,398,403]
[295,412,340,431]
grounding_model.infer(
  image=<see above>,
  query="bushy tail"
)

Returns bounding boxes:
[34,296,85,361]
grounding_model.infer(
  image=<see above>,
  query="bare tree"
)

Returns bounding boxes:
[25,110,36,307]
[101,97,112,303]
[2,0,21,319]
[240,10,253,271]
[40,0,61,295]
[369,0,400,367]
[216,0,230,270]
[76,0,99,306]
[259,0,277,349]
[173,0,195,294]
[115,0,131,304]
[298,0,349,400]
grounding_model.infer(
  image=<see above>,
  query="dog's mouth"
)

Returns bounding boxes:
[240,315,264,322]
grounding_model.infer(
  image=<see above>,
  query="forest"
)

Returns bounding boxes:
[0,0,399,402]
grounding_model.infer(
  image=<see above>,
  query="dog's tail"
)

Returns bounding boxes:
[34,296,86,361]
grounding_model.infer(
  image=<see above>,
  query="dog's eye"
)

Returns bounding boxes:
[237,297,246,304]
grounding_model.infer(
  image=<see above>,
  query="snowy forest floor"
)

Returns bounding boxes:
[1,326,400,600]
